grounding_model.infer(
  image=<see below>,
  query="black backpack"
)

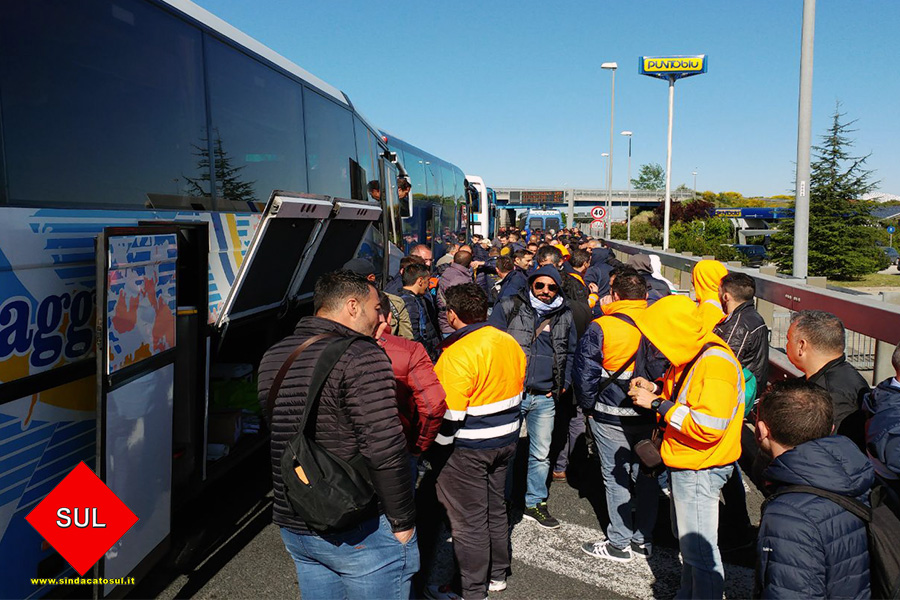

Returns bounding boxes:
[267,334,377,532]
[765,484,900,599]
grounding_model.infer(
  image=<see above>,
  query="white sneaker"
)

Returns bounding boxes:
[488,579,508,592]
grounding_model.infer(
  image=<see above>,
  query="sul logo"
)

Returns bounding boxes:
[26,462,138,576]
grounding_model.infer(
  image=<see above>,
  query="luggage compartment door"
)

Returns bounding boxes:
[95,227,179,597]
[214,191,333,334]
[291,199,383,302]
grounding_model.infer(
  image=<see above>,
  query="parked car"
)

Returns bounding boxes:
[733,244,768,267]
[879,245,899,266]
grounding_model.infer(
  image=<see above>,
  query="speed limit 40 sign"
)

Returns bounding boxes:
[591,206,607,221]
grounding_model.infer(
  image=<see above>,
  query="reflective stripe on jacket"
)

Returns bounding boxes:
[434,323,526,450]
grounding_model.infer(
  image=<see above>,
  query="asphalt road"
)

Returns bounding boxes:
[130,430,763,600]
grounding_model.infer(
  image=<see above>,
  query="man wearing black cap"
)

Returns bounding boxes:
[488,265,575,529]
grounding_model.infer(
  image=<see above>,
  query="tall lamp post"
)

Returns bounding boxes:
[692,170,698,200]
[621,131,633,240]
[601,62,617,239]
[638,55,707,250]
[600,152,609,236]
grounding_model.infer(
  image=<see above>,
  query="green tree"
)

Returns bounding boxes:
[769,106,882,280]
[669,217,737,261]
[631,163,665,190]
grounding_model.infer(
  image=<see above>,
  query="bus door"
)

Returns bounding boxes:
[95,227,179,597]
[138,221,209,505]
[380,156,403,283]
[291,199,383,302]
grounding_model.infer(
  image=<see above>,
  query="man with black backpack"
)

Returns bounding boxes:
[754,380,874,599]
[575,268,666,562]
[258,271,418,598]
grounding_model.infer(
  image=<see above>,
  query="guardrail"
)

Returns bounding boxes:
[603,239,900,385]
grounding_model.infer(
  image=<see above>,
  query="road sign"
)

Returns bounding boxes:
[888,226,896,234]
[590,206,606,221]
[26,462,138,575]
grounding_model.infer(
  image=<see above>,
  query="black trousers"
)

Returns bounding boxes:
[435,442,516,600]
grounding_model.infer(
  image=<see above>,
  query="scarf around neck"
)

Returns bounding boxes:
[529,291,563,317]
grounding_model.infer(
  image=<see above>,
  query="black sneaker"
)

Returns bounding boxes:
[630,541,652,559]
[522,502,560,529]
[581,540,633,562]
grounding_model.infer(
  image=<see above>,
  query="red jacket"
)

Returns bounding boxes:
[379,333,447,454]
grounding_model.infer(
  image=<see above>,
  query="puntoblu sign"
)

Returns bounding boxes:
[639,55,707,80]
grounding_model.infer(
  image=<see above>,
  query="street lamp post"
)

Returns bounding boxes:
[692,170,698,200]
[621,131,633,241]
[601,62,617,239]
[600,152,609,236]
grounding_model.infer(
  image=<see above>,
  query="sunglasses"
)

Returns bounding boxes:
[533,282,558,292]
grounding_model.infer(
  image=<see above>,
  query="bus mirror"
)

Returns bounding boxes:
[399,195,412,219]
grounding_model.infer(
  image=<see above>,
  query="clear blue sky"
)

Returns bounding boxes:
[193,0,899,198]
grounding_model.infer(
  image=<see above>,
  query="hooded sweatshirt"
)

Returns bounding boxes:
[648,255,677,293]
[691,259,728,333]
[627,254,671,302]
[488,265,575,394]
[635,295,744,470]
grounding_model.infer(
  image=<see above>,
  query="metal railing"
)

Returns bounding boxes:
[604,239,900,384]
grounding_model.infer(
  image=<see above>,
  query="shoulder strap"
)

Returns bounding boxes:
[671,341,725,403]
[297,335,374,436]
[507,295,525,324]
[593,313,641,397]
[267,333,334,423]
[533,317,552,342]
[766,485,871,522]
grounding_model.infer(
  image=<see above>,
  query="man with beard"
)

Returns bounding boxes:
[489,265,576,528]
[258,270,417,598]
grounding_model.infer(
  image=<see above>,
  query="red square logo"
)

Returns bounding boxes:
[25,462,138,576]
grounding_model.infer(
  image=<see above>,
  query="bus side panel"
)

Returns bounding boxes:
[0,207,260,596]
[0,378,96,598]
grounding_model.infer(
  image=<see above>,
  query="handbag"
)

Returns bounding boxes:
[634,341,724,474]
[267,333,377,532]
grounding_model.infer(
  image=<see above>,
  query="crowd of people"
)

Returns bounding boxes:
[259,225,900,600]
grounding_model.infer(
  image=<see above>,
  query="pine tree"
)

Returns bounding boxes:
[183,130,257,206]
[770,106,882,279]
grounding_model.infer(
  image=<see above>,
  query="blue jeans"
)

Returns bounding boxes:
[589,418,659,551]
[520,391,555,507]
[669,465,733,600]
[280,515,419,599]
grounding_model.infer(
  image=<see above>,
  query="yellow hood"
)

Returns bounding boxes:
[636,294,722,366]
[692,259,728,303]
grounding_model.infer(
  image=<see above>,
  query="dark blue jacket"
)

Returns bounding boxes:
[497,268,528,300]
[864,378,900,482]
[488,266,575,395]
[756,435,874,599]
[585,262,613,298]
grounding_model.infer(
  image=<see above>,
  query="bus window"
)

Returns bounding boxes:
[303,89,355,199]
[353,117,378,200]
[206,37,306,210]
[0,0,207,208]
[546,217,561,232]
[529,218,543,231]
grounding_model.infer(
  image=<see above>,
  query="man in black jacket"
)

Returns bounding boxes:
[489,265,576,529]
[258,271,417,598]
[398,262,442,360]
[714,272,769,550]
[786,310,869,450]
[715,273,769,393]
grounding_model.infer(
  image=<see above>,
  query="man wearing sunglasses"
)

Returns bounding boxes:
[489,265,576,529]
